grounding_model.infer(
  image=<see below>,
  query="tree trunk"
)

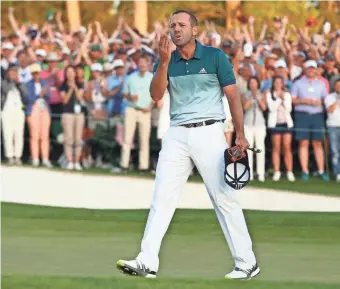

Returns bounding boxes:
[66,0,81,32]
[225,0,241,30]
[134,0,148,35]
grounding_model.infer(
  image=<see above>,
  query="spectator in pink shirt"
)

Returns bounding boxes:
[41,52,65,115]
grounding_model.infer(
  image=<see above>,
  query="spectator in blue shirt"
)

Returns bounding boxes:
[292,60,329,181]
[106,59,127,116]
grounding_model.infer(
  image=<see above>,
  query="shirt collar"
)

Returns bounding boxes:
[174,39,203,62]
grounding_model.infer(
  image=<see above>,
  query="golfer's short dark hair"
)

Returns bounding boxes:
[172,10,198,27]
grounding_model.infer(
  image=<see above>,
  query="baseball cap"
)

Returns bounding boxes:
[108,38,124,45]
[35,49,47,58]
[8,63,19,71]
[3,42,14,50]
[30,63,42,74]
[90,63,103,72]
[103,62,113,72]
[293,51,307,59]
[304,60,317,69]
[243,43,253,58]
[222,40,233,48]
[79,26,87,34]
[46,52,61,62]
[272,43,281,50]
[91,44,102,52]
[112,59,125,69]
[325,54,335,62]
[127,48,138,57]
[62,47,71,55]
[274,59,287,69]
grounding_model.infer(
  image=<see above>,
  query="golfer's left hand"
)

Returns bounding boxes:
[235,134,249,152]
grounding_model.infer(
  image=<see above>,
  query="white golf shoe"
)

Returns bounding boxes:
[225,264,260,280]
[287,171,296,182]
[273,171,281,181]
[117,259,156,278]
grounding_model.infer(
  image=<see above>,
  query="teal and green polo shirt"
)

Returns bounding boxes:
[154,40,236,126]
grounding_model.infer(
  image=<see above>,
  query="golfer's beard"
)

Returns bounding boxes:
[174,36,194,48]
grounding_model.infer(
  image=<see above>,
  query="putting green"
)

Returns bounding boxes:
[2,203,340,289]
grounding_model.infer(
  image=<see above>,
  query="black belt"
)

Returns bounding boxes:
[179,119,225,128]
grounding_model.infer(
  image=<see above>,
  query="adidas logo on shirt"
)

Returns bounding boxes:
[199,68,207,74]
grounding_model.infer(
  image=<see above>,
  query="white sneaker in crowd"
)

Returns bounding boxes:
[258,175,265,182]
[336,174,340,183]
[15,158,22,166]
[32,159,40,167]
[74,162,83,171]
[66,162,74,170]
[8,158,15,165]
[273,171,281,181]
[42,159,53,168]
[287,171,296,182]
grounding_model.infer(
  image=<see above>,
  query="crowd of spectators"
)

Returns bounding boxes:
[1,8,340,182]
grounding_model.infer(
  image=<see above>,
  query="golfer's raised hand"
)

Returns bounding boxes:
[159,34,171,65]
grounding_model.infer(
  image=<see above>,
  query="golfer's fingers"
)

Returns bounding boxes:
[159,35,165,50]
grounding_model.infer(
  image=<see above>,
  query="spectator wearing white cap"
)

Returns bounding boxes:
[106,59,127,117]
[1,64,28,165]
[266,76,295,182]
[35,49,47,66]
[107,38,124,62]
[292,60,329,181]
[25,63,52,167]
[324,79,340,183]
[1,42,17,72]
[60,65,85,171]
[103,62,114,78]
[242,76,267,182]
[261,59,292,92]
[119,55,154,172]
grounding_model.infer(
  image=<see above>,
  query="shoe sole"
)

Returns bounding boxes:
[225,267,260,281]
[116,260,156,279]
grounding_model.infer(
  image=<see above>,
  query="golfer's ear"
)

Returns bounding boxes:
[192,26,198,37]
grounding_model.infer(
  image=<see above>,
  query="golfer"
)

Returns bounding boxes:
[117,10,260,280]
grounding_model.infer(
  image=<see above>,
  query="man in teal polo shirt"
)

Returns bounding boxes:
[117,10,259,280]
[120,55,153,171]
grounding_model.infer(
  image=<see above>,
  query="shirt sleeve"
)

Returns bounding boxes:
[60,83,67,92]
[291,81,299,97]
[321,82,328,98]
[324,94,335,109]
[216,50,236,87]
[122,76,130,95]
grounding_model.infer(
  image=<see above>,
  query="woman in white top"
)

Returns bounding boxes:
[266,76,295,182]
[85,63,107,130]
[242,77,267,182]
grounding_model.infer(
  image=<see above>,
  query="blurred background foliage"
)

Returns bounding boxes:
[1,1,339,37]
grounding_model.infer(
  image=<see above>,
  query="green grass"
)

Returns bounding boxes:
[2,203,340,288]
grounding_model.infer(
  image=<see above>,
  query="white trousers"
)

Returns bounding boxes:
[244,126,266,179]
[1,108,25,159]
[136,122,256,272]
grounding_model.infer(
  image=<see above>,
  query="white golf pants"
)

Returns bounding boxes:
[136,122,257,272]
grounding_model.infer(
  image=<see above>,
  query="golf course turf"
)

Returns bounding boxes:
[2,203,340,288]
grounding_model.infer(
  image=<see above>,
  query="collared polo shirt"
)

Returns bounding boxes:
[291,76,327,114]
[122,70,153,109]
[154,40,236,126]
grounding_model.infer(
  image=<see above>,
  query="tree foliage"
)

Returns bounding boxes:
[1,1,338,37]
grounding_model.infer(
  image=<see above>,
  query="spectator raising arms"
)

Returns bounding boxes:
[292,60,329,181]
[26,64,52,167]
[60,65,85,171]
[266,76,295,182]
[242,76,267,182]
